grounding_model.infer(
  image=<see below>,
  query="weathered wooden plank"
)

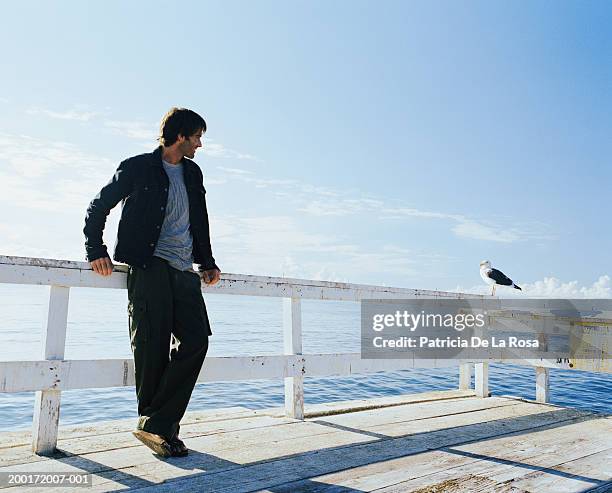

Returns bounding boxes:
[281,389,478,418]
[306,399,527,431]
[475,362,489,398]
[445,419,611,486]
[1,414,299,468]
[259,429,610,492]
[493,446,612,493]
[283,297,304,419]
[267,417,611,493]
[0,407,252,449]
[0,262,126,289]
[0,356,485,393]
[0,355,304,392]
[535,366,550,403]
[0,399,524,464]
[32,285,70,456]
[378,418,611,492]
[93,406,545,491]
[0,390,474,450]
[371,419,611,492]
[303,354,459,376]
[255,449,478,493]
[1,398,588,491]
[459,362,472,390]
[111,407,590,492]
[0,396,515,468]
[0,255,483,300]
[0,357,579,395]
[83,419,609,493]
[0,361,60,392]
[493,448,611,492]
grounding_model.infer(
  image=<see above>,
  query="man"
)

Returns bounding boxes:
[83,107,220,457]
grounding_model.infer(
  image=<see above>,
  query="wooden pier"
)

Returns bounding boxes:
[1,255,610,492]
[1,390,610,492]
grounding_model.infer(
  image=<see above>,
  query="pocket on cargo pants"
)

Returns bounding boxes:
[128,298,149,345]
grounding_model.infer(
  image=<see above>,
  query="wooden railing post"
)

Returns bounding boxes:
[535,366,550,403]
[459,363,472,390]
[283,297,304,420]
[475,362,489,397]
[32,285,70,455]
[535,333,550,403]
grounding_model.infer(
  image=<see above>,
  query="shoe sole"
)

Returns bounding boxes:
[132,430,172,457]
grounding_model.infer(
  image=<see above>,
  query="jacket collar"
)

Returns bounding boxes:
[152,146,194,170]
[151,146,164,167]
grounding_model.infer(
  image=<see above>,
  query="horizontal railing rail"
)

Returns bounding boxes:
[0,255,482,300]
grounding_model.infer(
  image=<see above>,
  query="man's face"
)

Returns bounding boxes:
[179,129,204,159]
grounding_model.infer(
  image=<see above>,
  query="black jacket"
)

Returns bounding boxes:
[84,146,218,271]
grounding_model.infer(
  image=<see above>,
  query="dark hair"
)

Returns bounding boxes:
[158,107,206,146]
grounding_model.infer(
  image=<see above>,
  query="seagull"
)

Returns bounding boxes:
[480,260,522,296]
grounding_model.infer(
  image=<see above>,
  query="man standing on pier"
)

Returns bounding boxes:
[83,107,220,457]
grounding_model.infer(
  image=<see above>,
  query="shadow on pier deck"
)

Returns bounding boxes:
[1,390,610,492]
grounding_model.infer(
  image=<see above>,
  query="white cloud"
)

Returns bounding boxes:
[454,275,612,298]
[0,171,106,213]
[213,215,331,258]
[203,140,260,161]
[299,198,384,217]
[292,194,551,243]
[0,223,30,242]
[0,133,114,212]
[0,97,9,104]
[0,172,62,210]
[300,184,341,197]
[204,177,228,186]
[214,167,296,189]
[209,161,554,244]
[247,177,297,189]
[520,275,612,298]
[0,237,84,261]
[210,214,436,284]
[103,120,157,141]
[216,166,254,175]
[380,206,461,221]
[451,221,521,243]
[0,134,113,180]
[26,107,102,122]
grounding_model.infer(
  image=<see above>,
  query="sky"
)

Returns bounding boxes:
[0,1,610,296]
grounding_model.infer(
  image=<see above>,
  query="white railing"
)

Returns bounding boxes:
[0,255,601,455]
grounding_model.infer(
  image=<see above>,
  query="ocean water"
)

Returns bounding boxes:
[0,284,610,432]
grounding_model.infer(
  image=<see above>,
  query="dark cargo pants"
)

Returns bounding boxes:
[127,256,211,439]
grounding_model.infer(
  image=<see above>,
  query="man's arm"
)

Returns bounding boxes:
[196,176,220,285]
[83,159,134,275]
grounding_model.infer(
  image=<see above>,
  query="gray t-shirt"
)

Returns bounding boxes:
[153,160,194,271]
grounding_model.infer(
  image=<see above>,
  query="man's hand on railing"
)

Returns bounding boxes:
[90,256,115,276]
[200,268,221,286]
